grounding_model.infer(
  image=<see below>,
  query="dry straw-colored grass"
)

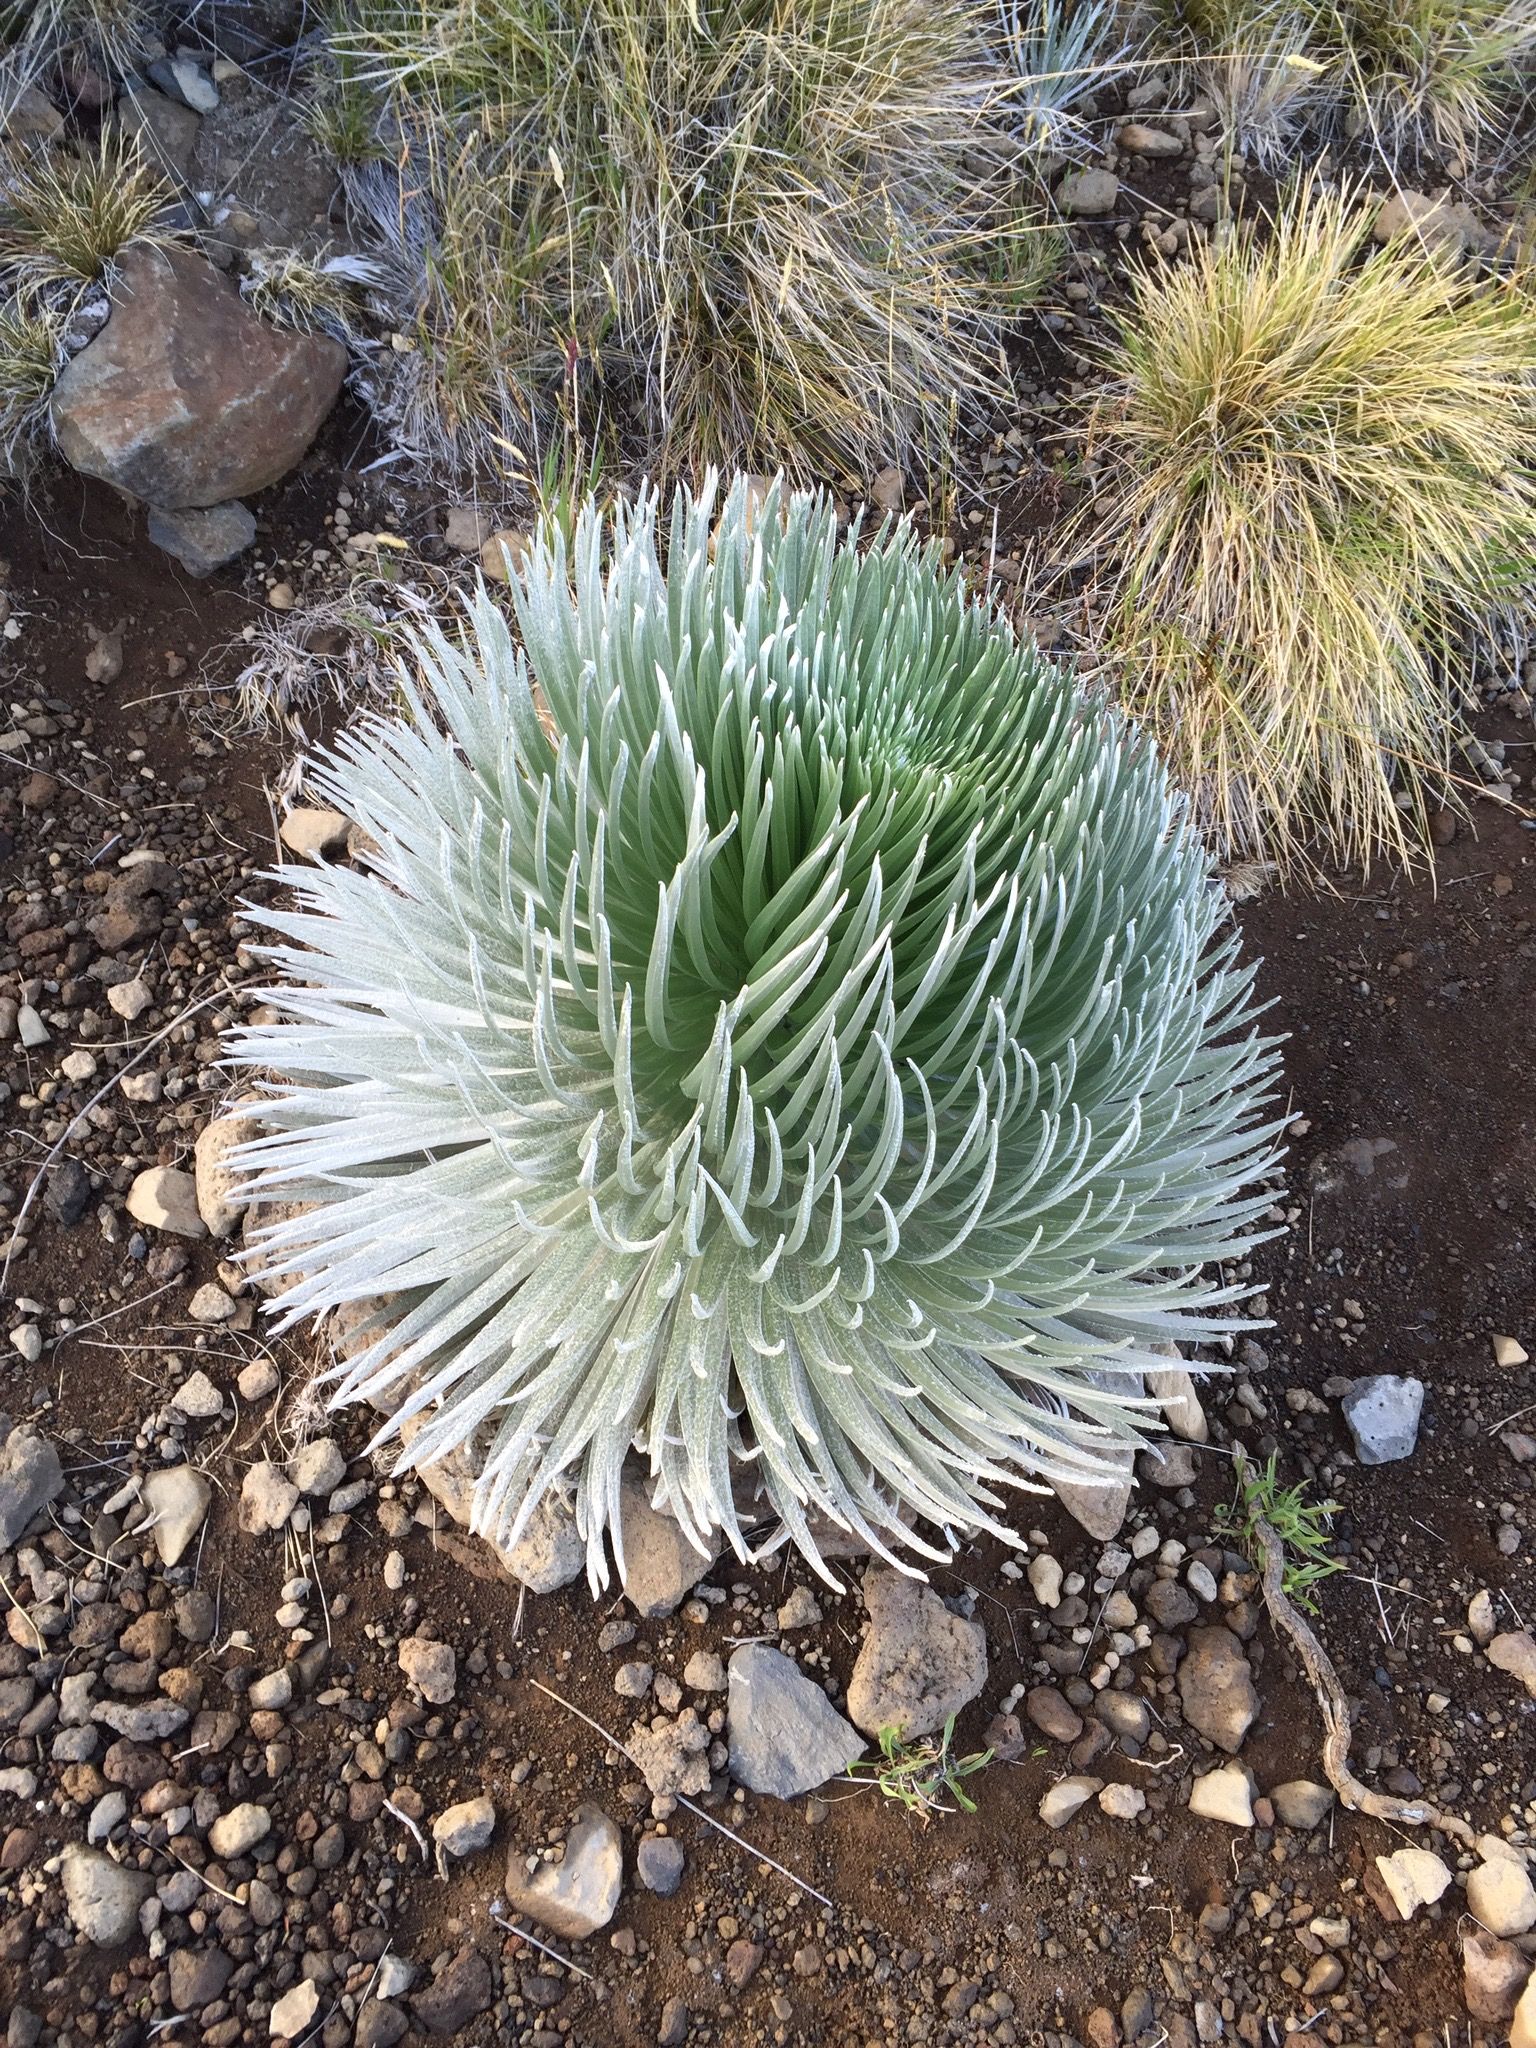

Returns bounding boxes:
[329,0,1070,485]
[1145,0,1536,161]
[0,130,178,292]
[1079,185,1536,874]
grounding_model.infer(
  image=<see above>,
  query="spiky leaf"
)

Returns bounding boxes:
[232,479,1281,1586]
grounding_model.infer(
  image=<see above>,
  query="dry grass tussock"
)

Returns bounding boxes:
[324,0,1084,486]
[1143,0,1536,161]
[1079,183,1536,874]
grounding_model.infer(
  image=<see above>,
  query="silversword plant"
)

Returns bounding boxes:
[234,479,1280,1587]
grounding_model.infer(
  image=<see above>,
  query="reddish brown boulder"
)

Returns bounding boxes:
[51,243,345,508]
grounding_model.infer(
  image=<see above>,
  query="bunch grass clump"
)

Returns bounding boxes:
[0,130,178,293]
[1,0,153,96]
[325,0,1065,486]
[1080,185,1536,873]
[0,297,60,481]
[1142,0,1536,161]
[232,478,1280,1588]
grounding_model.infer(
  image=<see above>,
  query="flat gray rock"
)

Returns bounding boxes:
[505,1804,622,1939]
[845,1568,987,1739]
[147,500,255,575]
[727,1645,865,1799]
[1342,1374,1424,1464]
[61,1844,151,1946]
[617,1475,717,1617]
[0,1416,64,1549]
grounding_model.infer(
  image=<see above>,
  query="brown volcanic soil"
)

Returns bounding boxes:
[0,456,1531,2048]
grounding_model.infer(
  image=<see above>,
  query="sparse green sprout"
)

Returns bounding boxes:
[848,1715,996,1823]
[231,478,1280,1589]
[0,132,178,292]
[1217,1451,1343,1612]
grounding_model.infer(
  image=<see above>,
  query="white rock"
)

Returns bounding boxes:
[239,1460,299,1534]
[1376,1846,1453,1920]
[248,1669,293,1711]
[504,1804,623,1938]
[107,978,153,1021]
[8,1324,41,1363]
[269,1978,319,2039]
[1492,1334,1528,1368]
[279,807,350,858]
[288,1437,346,1497]
[194,1112,251,1235]
[17,1003,48,1047]
[60,1843,150,1947]
[208,1802,272,1858]
[238,1359,280,1401]
[1467,1589,1498,1645]
[61,1049,98,1083]
[432,1795,496,1859]
[398,1635,456,1703]
[1028,1553,1063,1608]
[1098,1783,1146,1820]
[1054,1369,1139,1536]
[126,1166,206,1238]
[1188,1763,1255,1827]
[1468,1855,1536,1938]
[141,1466,212,1566]
[1146,1347,1209,1443]
[172,1368,224,1417]
[1341,1374,1424,1464]
[1038,1776,1102,1828]
[1513,1973,1536,2048]
[1489,1631,1536,1698]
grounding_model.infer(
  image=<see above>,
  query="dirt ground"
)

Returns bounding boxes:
[0,432,1530,2048]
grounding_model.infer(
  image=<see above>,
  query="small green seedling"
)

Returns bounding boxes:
[849,1716,994,1824]
[1217,1451,1343,1613]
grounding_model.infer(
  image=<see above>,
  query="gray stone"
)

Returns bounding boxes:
[140,1465,211,1566]
[172,1370,224,1418]
[1178,1628,1259,1753]
[52,244,345,510]
[683,1650,726,1692]
[1025,1685,1082,1744]
[845,1567,987,1739]
[617,1474,718,1617]
[247,1669,292,1711]
[505,1804,623,1939]
[727,1644,865,1799]
[60,1844,151,1946]
[398,1635,455,1704]
[207,1802,271,1858]
[636,1834,685,1897]
[0,1417,64,1548]
[1341,1374,1424,1464]
[1038,1776,1102,1828]
[147,499,255,575]
[1188,1762,1255,1826]
[125,1166,205,1238]
[148,53,220,113]
[117,84,201,183]
[1055,168,1120,216]
[1272,1779,1334,1830]
[93,1699,188,1742]
[1462,1926,1531,2026]
[432,1795,495,1859]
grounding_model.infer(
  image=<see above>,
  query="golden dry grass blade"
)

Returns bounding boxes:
[1075,184,1536,876]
